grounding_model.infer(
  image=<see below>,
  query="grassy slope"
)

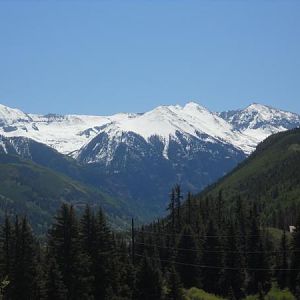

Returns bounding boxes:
[184,285,295,300]
[0,154,130,234]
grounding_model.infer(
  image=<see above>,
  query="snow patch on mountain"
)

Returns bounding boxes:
[0,106,135,154]
[0,102,299,161]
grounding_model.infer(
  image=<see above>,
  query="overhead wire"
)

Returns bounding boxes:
[135,241,300,254]
[135,253,300,271]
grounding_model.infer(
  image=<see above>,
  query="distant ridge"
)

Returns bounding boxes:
[0,101,299,219]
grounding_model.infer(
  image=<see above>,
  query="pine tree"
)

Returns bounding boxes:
[276,230,289,289]
[0,215,13,278]
[186,192,192,225]
[93,208,119,299]
[135,256,163,300]
[32,247,46,300]
[246,205,271,295]
[228,286,237,300]
[222,223,245,299]
[167,188,176,234]
[295,272,300,300]
[11,217,38,300]
[48,203,92,300]
[235,196,247,256]
[175,225,199,288]
[201,220,223,295]
[174,184,182,232]
[290,214,300,291]
[166,264,184,300]
[44,257,67,300]
[115,239,135,300]
[217,190,224,228]
[0,215,14,299]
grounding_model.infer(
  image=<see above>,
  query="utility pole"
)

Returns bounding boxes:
[131,218,135,265]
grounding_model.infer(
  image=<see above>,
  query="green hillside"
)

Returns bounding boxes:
[134,129,300,299]
[0,153,130,234]
[197,128,300,227]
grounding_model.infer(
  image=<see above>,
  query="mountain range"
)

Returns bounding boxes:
[0,102,299,221]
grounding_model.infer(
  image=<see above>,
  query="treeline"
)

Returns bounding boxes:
[1,188,300,299]
[0,204,135,300]
[134,185,300,299]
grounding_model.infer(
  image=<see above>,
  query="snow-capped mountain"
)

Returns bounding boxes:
[1,102,298,160]
[0,101,299,218]
[219,103,300,146]
[0,103,132,154]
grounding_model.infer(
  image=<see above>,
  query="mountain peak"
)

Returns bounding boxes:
[0,103,31,124]
[183,101,208,112]
[246,102,272,111]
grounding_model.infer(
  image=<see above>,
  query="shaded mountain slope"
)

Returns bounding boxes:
[196,128,300,226]
[0,153,130,234]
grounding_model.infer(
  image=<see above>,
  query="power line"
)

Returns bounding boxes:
[135,253,300,272]
[133,229,266,238]
[135,241,300,254]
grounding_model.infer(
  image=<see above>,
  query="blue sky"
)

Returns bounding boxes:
[0,1,299,115]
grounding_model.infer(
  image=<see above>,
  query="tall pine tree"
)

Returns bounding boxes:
[175,225,199,288]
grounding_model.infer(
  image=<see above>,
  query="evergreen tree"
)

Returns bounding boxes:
[174,184,182,232]
[166,264,184,300]
[235,196,247,256]
[0,215,13,278]
[295,272,300,300]
[201,220,223,295]
[222,223,245,299]
[0,215,14,299]
[217,190,224,228]
[276,230,289,289]
[44,257,67,300]
[93,208,119,299]
[135,256,163,300]
[11,217,38,300]
[175,225,199,288]
[186,192,192,225]
[228,286,237,300]
[246,205,271,295]
[115,239,135,300]
[290,214,300,291]
[80,205,97,256]
[48,203,92,300]
[167,188,176,234]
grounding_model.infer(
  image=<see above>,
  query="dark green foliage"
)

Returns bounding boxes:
[246,206,271,295]
[295,273,300,299]
[93,209,117,299]
[0,216,14,283]
[166,264,184,300]
[290,214,300,291]
[47,203,92,300]
[276,230,289,289]
[200,220,223,295]
[175,225,199,288]
[44,257,67,300]
[0,216,40,300]
[1,128,300,299]
[135,256,163,300]
[167,188,176,234]
[197,128,300,229]
[0,153,131,235]
[222,223,245,299]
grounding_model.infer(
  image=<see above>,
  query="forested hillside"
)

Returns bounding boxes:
[1,129,300,299]
[132,128,300,299]
[198,127,300,228]
[0,153,130,234]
